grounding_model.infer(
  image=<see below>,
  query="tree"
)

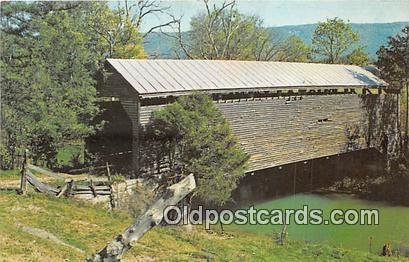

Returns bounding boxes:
[83,2,146,59]
[1,2,98,168]
[143,94,248,206]
[312,17,359,64]
[169,0,286,61]
[346,47,369,66]
[278,36,311,62]
[121,0,180,40]
[0,2,147,168]
[376,26,409,153]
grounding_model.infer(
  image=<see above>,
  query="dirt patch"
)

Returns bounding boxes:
[0,179,20,189]
[69,219,100,230]
[11,204,43,214]
[125,255,156,262]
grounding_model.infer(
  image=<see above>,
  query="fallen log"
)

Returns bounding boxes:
[26,170,59,195]
[86,174,196,262]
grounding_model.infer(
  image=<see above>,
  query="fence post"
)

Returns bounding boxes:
[106,162,111,182]
[19,149,28,195]
[90,179,97,197]
[279,225,288,245]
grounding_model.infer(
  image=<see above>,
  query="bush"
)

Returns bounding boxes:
[369,162,409,206]
[143,93,248,206]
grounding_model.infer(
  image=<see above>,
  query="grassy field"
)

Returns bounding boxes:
[0,190,407,261]
[0,169,20,179]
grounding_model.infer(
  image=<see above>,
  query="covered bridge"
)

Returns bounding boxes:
[90,59,399,176]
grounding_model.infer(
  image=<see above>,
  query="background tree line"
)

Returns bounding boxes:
[167,1,369,66]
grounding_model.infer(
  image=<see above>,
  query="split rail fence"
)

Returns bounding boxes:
[18,151,116,207]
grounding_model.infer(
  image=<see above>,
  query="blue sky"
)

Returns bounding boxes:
[134,0,409,32]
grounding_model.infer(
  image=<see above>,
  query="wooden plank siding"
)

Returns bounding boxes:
[120,99,140,174]
[98,71,142,175]
[216,95,368,172]
[138,94,373,172]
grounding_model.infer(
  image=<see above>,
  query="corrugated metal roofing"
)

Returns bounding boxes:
[107,59,387,96]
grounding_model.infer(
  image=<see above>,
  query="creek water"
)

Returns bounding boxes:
[228,193,409,254]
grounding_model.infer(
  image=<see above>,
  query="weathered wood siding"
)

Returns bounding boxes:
[216,95,368,171]
[139,94,374,172]
[100,71,141,174]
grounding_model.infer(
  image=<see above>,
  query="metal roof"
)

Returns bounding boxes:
[107,59,387,96]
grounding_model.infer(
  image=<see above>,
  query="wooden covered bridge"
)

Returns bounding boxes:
[90,59,399,178]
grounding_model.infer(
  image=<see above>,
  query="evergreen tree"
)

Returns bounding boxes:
[144,94,248,206]
[377,26,409,152]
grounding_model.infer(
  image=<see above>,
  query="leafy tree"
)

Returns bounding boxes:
[83,2,145,59]
[172,1,286,61]
[312,17,359,63]
[120,0,180,40]
[278,36,311,62]
[143,94,248,206]
[1,2,97,168]
[0,2,146,168]
[376,26,409,152]
[346,47,369,66]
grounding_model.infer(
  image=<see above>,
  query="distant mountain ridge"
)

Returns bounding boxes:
[143,22,408,60]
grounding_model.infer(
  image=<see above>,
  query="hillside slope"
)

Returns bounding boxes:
[144,22,409,59]
[0,191,406,261]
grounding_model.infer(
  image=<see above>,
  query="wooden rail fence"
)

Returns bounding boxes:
[19,155,116,208]
[20,164,111,196]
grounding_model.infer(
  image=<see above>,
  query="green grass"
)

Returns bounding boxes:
[0,169,64,188]
[0,191,132,261]
[56,143,84,167]
[0,169,20,180]
[0,191,407,261]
